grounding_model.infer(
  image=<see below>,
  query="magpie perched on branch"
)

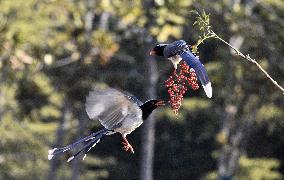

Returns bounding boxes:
[48,87,165,162]
[150,40,212,98]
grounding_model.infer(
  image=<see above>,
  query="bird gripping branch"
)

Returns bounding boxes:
[150,40,212,98]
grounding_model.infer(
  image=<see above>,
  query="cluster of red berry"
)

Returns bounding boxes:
[165,61,199,114]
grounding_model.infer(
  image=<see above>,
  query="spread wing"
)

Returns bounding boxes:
[123,91,143,106]
[85,87,142,130]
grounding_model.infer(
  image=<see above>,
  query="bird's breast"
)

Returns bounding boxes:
[168,55,182,69]
[114,117,143,136]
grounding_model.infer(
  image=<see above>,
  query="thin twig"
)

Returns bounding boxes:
[213,33,284,94]
[193,11,284,94]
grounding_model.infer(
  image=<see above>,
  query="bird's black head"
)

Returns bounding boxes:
[149,44,168,57]
[139,100,165,120]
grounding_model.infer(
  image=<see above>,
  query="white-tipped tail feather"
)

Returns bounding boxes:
[48,154,54,160]
[202,82,212,98]
[67,156,74,163]
[83,154,87,161]
[48,148,57,160]
[48,148,57,155]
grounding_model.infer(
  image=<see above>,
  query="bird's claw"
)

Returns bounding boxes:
[172,69,177,75]
[122,142,134,154]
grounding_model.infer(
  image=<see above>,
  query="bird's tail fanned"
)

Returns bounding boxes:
[48,128,111,162]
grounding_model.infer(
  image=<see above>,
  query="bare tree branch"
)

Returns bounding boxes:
[212,33,284,94]
[193,11,284,94]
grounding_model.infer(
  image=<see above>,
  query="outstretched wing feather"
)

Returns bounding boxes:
[85,87,142,130]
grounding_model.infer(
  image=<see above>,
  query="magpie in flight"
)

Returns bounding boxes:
[48,87,165,162]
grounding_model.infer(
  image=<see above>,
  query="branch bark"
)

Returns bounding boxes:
[214,33,284,94]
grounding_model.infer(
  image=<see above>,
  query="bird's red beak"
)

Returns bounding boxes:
[155,100,165,107]
[149,50,156,56]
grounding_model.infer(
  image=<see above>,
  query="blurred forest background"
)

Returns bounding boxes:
[0,0,283,179]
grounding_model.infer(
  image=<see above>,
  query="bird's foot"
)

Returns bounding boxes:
[122,140,134,154]
[172,68,177,75]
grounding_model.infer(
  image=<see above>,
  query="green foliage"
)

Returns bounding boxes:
[191,10,215,53]
[257,104,284,122]
[204,156,282,180]
[91,30,119,64]
[0,115,54,179]
[238,156,282,180]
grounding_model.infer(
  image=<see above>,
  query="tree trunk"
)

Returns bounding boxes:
[71,1,95,178]
[99,12,110,31]
[139,1,157,179]
[218,102,256,179]
[139,55,158,180]
[47,103,71,180]
[71,111,89,180]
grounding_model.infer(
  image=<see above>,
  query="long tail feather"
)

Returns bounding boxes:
[48,129,107,157]
[202,82,212,98]
[67,136,102,162]
[82,139,101,161]
[181,51,212,98]
[48,128,110,161]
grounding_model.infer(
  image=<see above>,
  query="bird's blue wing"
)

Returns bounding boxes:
[181,51,212,98]
[163,40,187,58]
[161,39,212,98]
